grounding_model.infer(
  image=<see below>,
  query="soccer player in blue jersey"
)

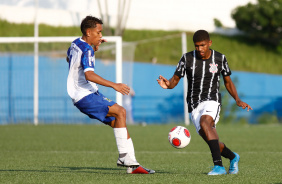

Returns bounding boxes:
[66,15,154,174]
[157,30,252,175]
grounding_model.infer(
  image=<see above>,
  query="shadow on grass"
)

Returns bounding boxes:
[0,166,171,174]
[55,166,171,174]
[56,166,123,171]
[0,167,123,174]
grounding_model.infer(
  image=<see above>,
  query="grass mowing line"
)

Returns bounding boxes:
[2,150,282,154]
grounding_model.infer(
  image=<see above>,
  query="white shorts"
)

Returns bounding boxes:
[191,101,221,134]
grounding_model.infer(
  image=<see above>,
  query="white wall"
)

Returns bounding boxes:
[0,0,256,32]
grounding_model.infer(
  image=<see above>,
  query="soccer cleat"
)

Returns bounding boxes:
[117,154,140,167]
[127,165,155,174]
[207,165,227,175]
[229,152,240,174]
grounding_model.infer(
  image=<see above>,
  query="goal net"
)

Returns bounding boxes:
[0,36,133,125]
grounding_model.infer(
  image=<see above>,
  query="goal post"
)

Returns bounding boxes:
[0,36,123,125]
[181,32,190,126]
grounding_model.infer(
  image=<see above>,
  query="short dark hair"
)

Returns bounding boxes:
[193,30,210,43]
[80,16,103,35]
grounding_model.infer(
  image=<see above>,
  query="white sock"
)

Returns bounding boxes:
[127,138,137,161]
[113,128,128,155]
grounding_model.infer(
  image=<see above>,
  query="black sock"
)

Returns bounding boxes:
[221,144,235,160]
[207,140,223,166]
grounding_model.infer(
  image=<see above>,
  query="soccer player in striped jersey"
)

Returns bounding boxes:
[66,15,154,174]
[157,30,252,175]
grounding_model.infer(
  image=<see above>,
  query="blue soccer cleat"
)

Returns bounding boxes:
[229,152,240,174]
[208,165,227,175]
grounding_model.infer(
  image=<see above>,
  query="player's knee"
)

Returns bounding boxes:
[116,105,126,118]
[200,117,208,128]
[108,119,115,128]
[200,115,213,128]
[200,121,207,130]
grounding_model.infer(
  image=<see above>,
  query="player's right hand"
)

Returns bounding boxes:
[236,100,253,112]
[157,75,169,89]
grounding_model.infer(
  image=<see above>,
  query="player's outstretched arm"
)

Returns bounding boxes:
[223,76,253,111]
[85,71,130,95]
[157,74,180,89]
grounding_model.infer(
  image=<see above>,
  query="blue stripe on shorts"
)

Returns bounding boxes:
[74,92,116,124]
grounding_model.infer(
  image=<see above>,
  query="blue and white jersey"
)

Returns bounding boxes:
[67,38,98,104]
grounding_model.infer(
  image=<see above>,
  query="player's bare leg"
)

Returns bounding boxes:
[199,115,224,150]
[107,104,127,127]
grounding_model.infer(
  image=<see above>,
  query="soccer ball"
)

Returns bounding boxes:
[168,126,191,149]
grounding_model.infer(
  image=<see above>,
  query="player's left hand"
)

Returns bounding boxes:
[236,100,253,111]
[113,83,130,95]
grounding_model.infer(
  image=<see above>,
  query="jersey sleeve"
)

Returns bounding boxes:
[81,49,95,72]
[221,55,232,76]
[174,54,186,78]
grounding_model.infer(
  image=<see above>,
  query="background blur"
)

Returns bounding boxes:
[0,0,281,125]
[0,0,257,31]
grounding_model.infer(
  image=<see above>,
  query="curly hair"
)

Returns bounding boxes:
[80,16,103,35]
[193,30,210,43]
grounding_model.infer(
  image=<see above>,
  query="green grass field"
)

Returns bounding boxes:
[0,124,281,184]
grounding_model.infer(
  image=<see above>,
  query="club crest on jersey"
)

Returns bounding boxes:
[103,97,112,102]
[209,63,218,73]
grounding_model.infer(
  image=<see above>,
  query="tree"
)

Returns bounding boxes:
[232,0,282,49]
[214,18,223,28]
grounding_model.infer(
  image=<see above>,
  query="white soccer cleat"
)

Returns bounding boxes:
[117,154,140,167]
[127,165,155,174]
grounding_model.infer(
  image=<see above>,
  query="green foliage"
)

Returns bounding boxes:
[257,112,280,124]
[232,0,282,51]
[39,24,80,36]
[0,19,34,37]
[0,19,281,74]
[0,124,282,183]
[219,77,241,124]
[209,34,282,74]
[0,19,79,37]
[213,18,223,28]
[122,29,184,64]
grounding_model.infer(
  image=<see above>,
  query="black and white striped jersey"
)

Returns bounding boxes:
[174,49,232,112]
